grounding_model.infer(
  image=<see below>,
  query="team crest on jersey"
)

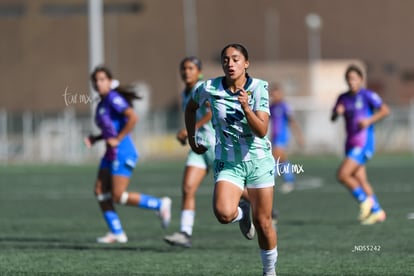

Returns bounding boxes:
[355,97,363,109]
[99,107,106,115]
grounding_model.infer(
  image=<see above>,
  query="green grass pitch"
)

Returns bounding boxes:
[0,154,413,275]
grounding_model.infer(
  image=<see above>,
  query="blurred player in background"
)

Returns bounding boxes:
[85,66,172,243]
[331,64,390,225]
[164,57,215,248]
[185,44,278,276]
[269,83,304,194]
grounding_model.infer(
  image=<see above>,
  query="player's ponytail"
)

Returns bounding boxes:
[114,85,142,107]
[91,65,141,107]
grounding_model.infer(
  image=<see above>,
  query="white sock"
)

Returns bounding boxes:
[261,247,278,275]
[231,207,243,223]
[180,210,195,236]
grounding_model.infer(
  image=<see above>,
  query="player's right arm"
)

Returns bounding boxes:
[185,98,207,154]
[331,96,345,122]
[177,103,212,145]
[84,134,103,148]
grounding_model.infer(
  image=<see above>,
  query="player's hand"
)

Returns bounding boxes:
[237,88,249,109]
[358,118,371,129]
[176,128,188,145]
[84,136,94,148]
[107,137,119,148]
[335,104,345,115]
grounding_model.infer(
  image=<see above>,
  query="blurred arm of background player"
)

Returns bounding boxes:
[177,102,212,145]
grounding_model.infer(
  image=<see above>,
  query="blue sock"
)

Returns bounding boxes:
[371,195,381,213]
[283,161,295,183]
[138,194,161,210]
[103,210,124,234]
[351,187,367,203]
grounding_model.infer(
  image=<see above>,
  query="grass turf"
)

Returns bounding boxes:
[0,154,413,275]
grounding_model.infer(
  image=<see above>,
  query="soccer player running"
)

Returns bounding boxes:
[269,83,304,194]
[186,44,278,276]
[164,57,216,248]
[86,66,172,243]
[331,64,390,225]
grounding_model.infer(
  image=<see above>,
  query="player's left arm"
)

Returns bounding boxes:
[177,102,211,145]
[195,102,212,129]
[107,107,138,147]
[359,93,391,129]
[185,98,208,154]
[364,103,390,127]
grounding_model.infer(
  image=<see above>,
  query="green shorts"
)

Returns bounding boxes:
[185,146,215,170]
[214,155,276,190]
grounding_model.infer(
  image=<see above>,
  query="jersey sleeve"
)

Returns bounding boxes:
[366,91,383,109]
[253,80,270,114]
[109,92,129,114]
[191,81,208,106]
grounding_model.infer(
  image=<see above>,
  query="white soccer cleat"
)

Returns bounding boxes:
[96,232,128,244]
[157,197,172,229]
[239,200,255,240]
[358,197,374,221]
[361,209,386,225]
[164,231,192,248]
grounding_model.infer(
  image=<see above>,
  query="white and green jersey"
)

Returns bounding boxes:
[193,76,272,162]
[182,81,215,148]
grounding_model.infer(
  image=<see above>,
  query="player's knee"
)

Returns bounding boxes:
[182,183,196,197]
[253,215,272,233]
[337,169,348,183]
[214,209,234,224]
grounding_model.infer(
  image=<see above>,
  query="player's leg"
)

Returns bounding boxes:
[213,180,244,224]
[246,156,277,276]
[95,167,127,243]
[164,165,207,247]
[337,157,372,220]
[180,152,209,236]
[248,186,278,276]
[354,166,373,196]
[164,149,210,247]
[354,166,386,224]
[111,160,172,229]
[336,157,360,190]
[212,160,255,238]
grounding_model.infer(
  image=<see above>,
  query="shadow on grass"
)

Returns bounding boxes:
[0,236,171,253]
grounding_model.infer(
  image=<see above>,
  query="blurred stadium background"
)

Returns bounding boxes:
[0,0,413,163]
[1,1,414,275]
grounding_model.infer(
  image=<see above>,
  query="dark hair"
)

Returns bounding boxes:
[90,65,141,107]
[345,64,364,80]
[180,56,202,71]
[220,43,250,78]
[220,43,249,62]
